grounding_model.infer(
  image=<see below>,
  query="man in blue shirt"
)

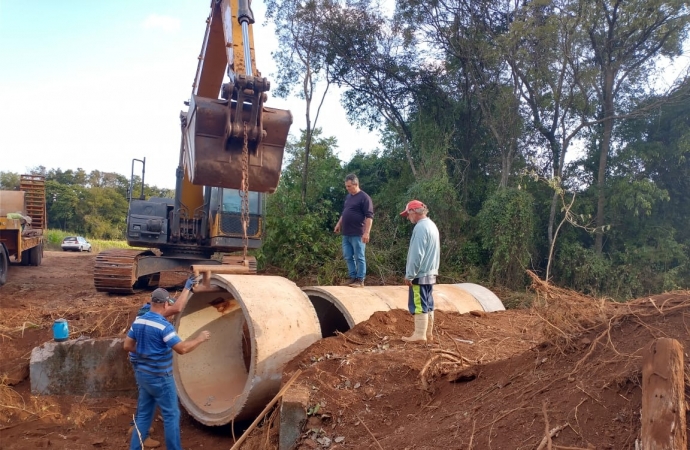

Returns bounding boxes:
[124,287,211,450]
[400,200,440,342]
[334,174,374,287]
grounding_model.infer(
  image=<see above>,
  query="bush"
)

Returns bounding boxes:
[477,187,534,289]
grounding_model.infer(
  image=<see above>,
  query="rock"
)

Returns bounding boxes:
[469,310,486,318]
[279,385,310,450]
[363,386,376,399]
[30,338,135,397]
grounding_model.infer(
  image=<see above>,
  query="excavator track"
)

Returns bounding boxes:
[94,249,155,294]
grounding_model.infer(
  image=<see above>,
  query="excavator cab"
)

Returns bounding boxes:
[208,187,264,250]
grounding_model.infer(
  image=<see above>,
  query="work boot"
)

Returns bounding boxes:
[402,313,428,342]
[128,425,155,436]
[341,278,357,286]
[349,278,364,288]
[143,437,161,448]
[427,310,435,342]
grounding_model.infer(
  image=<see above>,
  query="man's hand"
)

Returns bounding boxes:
[197,330,211,342]
[404,278,413,287]
[334,222,341,234]
[184,275,200,291]
[362,232,370,243]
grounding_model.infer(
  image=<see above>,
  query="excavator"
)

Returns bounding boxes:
[94,0,292,293]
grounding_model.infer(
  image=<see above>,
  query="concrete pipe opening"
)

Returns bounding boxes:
[173,274,321,426]
[302,283,505,337]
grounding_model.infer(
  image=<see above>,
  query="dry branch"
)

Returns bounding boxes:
[230,370,302,450]
[536,423,567,450]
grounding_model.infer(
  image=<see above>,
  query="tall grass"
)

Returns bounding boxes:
[44,229,141,253]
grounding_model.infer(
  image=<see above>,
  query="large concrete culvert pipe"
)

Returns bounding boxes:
[303,283,505,338]
[173,274,321,426]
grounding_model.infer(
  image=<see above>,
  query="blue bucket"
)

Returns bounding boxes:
[53,319,69,342]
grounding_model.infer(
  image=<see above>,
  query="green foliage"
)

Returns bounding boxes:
[477,188,534,289]
[0,172,20,190]
[552,242,612,296]
[258,130,344,283]
[554,231,689,300]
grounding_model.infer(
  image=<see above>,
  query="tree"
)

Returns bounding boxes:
[576,0,690,253]
[502,0,594,264]
[266,0,333,206]
[318,0,431,178]
[0,172,20,190]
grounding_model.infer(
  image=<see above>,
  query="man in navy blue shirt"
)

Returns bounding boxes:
[124,288,211,450]
[334,173,374,287]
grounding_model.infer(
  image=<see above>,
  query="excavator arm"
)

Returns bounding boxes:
[183,0,292,194]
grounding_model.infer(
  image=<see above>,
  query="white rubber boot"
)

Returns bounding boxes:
[402,313,428,342]
[426,310,435,342]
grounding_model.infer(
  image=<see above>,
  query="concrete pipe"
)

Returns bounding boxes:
[302,283,505,338]
[173,274,321,426]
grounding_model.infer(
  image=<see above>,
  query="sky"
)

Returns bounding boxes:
[0,0,378,189]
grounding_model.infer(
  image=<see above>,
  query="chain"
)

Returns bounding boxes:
[240,122,250,263]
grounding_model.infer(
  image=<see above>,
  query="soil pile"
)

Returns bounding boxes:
[241,275,690,450]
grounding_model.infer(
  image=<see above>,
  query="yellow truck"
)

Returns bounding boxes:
[0,175,46,285]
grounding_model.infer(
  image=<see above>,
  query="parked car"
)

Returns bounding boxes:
[61,236,92,252]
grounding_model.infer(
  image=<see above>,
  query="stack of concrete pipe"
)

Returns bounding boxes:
[173,276,505,426]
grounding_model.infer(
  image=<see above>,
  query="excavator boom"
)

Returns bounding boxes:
[183,0,292,194]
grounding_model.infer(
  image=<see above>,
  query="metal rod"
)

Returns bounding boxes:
[241,21,252,76]
[129,158,145,202]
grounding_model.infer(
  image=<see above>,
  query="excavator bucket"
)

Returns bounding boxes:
[184,95,292,194]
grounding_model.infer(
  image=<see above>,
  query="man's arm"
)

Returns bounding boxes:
[164,276,198,317]
[362,217,373,243]
[405,229,424,281]
[361,194,374,243]
[172,330,211,355]
[165,288,190,317]
[123,336,137,353]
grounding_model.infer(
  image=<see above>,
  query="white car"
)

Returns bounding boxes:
[61,236,92,252]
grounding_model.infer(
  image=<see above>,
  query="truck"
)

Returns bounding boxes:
[0,175,47,285]
[92,0,292,293]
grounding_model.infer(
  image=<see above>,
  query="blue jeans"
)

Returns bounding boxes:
[342,235,366,280]
[130,370,181,450]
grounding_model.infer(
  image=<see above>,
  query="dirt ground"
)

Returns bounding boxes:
[1,251,690,449]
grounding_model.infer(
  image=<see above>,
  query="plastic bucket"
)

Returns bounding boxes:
[52,319,69,342]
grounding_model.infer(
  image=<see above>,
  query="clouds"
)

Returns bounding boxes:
[141,14,180,32]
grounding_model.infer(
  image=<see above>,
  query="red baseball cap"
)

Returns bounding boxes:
[400,200,426,217]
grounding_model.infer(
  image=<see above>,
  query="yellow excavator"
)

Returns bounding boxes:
[94,0,292,293]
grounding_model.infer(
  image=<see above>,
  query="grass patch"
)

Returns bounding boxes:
[44,229,143,253]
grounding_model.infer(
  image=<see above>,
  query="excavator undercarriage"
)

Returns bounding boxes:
[94,249,256,294]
